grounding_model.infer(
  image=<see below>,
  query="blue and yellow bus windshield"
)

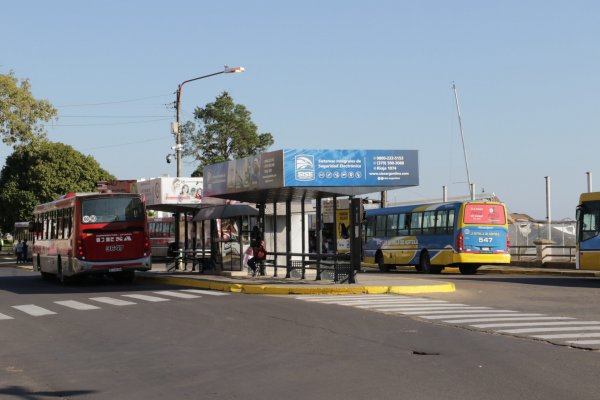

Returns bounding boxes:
[363,201,510,274]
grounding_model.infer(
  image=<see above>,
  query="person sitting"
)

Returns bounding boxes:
[247,239,267,277]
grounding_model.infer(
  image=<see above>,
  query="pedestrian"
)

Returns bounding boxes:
[15,240,23,263]
[247,226,267,276]
[21,240,28,263]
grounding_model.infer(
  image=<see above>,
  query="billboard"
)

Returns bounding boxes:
[203,149,418,197]
[135,177,204,206]
[283,149,418,187]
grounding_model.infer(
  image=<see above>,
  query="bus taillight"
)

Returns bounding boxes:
[456,231,464,252]
[144,234,150,255]
[506,233,510,251]
[77,239,85,259]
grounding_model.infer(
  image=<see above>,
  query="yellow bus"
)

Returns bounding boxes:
[576,191,600,270]
[363,201,511,274]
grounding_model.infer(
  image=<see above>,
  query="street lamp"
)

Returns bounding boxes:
[171,66,244,265]
[173,65,245,177]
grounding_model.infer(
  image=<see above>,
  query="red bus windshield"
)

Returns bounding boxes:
[81,196,145,224]
[463,204,506,225]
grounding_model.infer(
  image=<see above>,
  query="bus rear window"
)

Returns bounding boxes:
[463,204,506,225]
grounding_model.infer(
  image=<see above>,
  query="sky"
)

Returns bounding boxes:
[1,0,598,220]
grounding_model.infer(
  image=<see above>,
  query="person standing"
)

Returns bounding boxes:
[21,240,28,263]
[15,240,23,263]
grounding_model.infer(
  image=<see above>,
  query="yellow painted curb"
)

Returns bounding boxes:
[137,275,456,295]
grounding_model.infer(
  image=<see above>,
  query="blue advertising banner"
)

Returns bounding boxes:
[203,149,418,198]
[283,149,418,187]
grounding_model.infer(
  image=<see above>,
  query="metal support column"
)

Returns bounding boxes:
[273,201,278,277]
[315,197,322,281]
[285,200,292,278]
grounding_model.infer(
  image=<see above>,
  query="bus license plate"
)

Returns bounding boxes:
[480,247,490,252]
[109,267,122,272]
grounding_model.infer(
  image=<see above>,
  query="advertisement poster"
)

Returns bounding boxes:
[283,149,418,187]
[136,177,203,206]
[203,149,418,198]
[204,150,284,197]
[336,209,350,253]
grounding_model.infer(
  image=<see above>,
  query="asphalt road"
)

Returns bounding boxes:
[1,265,599,400]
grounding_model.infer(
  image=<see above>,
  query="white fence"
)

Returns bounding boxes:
[509,221,576,263]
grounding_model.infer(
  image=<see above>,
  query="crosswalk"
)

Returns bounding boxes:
[295,295,600,350]
[0,289,229,321]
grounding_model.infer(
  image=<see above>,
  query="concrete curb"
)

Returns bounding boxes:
[478,268,600,278]
[136,274,456,295]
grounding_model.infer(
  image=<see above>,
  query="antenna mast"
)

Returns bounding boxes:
[451,82,473,199]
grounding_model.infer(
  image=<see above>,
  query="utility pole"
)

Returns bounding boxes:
[452,82,473,199]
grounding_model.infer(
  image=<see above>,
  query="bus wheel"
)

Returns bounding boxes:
[419,251,431,274]
[459,265,479,275]
[376,254,391,272]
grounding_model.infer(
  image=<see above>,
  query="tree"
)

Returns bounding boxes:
[0,141,115,232]
[0,72,58,145]
[182,91,274,176]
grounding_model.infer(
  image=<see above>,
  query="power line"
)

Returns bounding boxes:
[57,93,173,108]
[80,136,170,151]
[44,117,171,127]
[59,115,172,118]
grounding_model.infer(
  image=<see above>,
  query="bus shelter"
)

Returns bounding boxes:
[201,149,419,280]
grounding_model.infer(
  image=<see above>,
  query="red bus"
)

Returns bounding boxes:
[148,217,175,257]
[32,192,151,283]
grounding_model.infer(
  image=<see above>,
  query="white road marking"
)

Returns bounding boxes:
[0,313,14,320]
[12,305,56,316]
[122,294,170,302]
[154,290,200,299]
[409,309,518,316]
[54,300,100,310]
[470,321,600,328]
[566,340,600,345]
[498,326,600,334]
[422,312,529,320]
[533,332,600,339]
[444,316,562,323]
[382,306,491,313]
[89,297,136,306]
[181,289,229,296]
[361,303,466,309]
[354,301,455,308]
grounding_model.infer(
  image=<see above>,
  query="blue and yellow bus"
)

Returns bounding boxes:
[363,201,510,274]
[576,191,600,271]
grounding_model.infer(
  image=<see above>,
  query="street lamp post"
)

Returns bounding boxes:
[174,65,245,177]
[171,66,244,268]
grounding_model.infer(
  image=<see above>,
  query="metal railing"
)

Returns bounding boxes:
[510,245,576,263]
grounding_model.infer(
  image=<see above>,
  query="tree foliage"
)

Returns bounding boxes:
[182,91,274,176]
[0,141,115,232]
[0,72,58,145]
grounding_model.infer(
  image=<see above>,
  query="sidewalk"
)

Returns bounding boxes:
[137,263,457,295]
[8,257,600,295]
